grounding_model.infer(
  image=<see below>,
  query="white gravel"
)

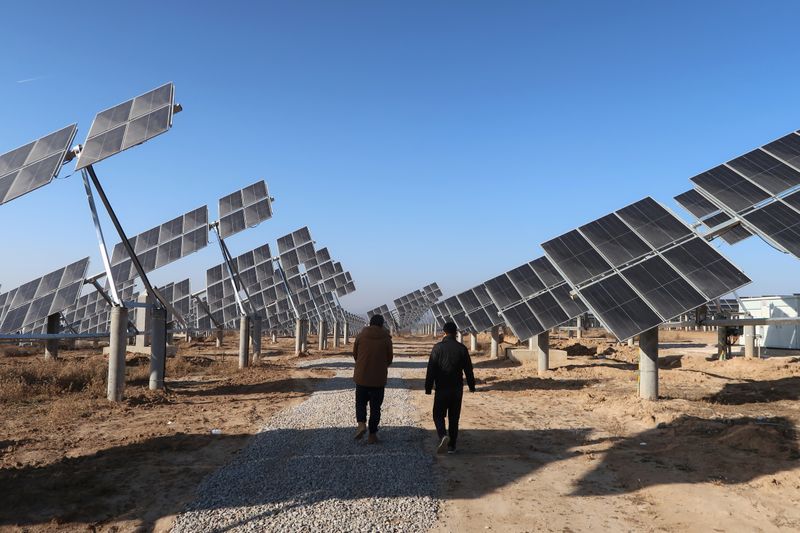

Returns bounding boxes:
[173,359,439,532]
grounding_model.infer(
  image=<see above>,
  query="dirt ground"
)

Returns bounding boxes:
[2,330,800,532]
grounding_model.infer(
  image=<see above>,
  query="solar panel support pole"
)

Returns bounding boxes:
[576,316,583,339]
[107,306,129,402]
[343,320,350,345]
[216,326,224,348]
[301,319,308,353]
[332,320,340,348]
[251,315,262,361]
[44,313,60,360]
[85,165,169,312]
[211,225,249,317]
[239,316,250,368]
[638,327,658,400]
[528,337,535,351]
[490,326,500,358]
[470,333,478,353]
[536,332,550,375]
[318,320,326,351]
[149,307,167,390]
[81,170,121,305]
[294,318,303,356]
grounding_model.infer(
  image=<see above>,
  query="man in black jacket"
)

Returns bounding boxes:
[425,321,476,454]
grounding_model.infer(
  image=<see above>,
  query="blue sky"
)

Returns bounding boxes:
[2,1,800,313]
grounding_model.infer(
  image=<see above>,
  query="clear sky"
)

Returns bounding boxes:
[2,1,800,313]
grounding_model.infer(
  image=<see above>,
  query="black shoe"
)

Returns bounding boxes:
[437,435,450,454]
[447,447,456,454]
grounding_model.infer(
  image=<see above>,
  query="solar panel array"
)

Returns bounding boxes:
[76,83,175,170]
[541,197,750,340]
[0,258,90,333]
[205,244,274,326]
[676,129,800,258]
[109,206,208,286]
[63,282,137,334]
[158,279,191,322]
[218,180,273,239]
[0,124,78,205]
[391,283,442,328]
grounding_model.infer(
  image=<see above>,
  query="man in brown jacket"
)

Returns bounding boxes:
[352,314,394,443]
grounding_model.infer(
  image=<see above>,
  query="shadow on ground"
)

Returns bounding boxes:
[703,376,800,405]
[573,415,799,496]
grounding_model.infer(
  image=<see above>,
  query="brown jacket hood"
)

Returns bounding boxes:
[352,326,393,387]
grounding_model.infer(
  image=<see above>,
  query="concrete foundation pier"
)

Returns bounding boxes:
[456,331,463,343]
[216,326,224,348]
[149,307,167,390]
[251,315,262,362]
[717,326,728,359]
[537,331,550,375]
[639,327,659,400]
[470,333,478,353]
[239,316,251,369]
[576,316,583,339]
[344,321,350,344]
[627,337,635,347]
[744,324,756,358]
[44,313,59,360]
[271,331,278,343]
[300,319,308,353]
[107,307,129,402]
[490,326,500,358]
[528,337,535,350]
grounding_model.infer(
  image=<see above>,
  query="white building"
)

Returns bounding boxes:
[739,295,800,350]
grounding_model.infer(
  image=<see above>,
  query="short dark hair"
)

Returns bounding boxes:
[370,314,385,327]
[443,322,458,335]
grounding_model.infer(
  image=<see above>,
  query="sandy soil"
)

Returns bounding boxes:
[409,331,800,532]
[2,331,800,532]
[0,337,333,532]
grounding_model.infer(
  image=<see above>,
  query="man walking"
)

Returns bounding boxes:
[425,322,476,454]
[352,314,394,444]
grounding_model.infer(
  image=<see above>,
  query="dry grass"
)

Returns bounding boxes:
[0,357,106,402]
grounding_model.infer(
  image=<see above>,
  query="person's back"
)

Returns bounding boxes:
[353,325,393,387]
[352,316,393,443]
[425,336,475,392]
[425,323,476,454]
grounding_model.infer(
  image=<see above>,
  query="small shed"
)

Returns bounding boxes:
[739,295,800,350]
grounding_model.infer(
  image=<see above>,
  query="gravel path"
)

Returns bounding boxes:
[173,358,439,532]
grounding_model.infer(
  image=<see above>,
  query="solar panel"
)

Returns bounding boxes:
[76,83,175,170]
[762,132,800,170]
[690,165,771,213]
[526,291,570,330]
[109,206,208,283]
[727,148,800,195]
[578,274,663,341]
[662,237,751,301]
[615,197,693,250]
[506,263,546,297]
[620,256,707,321]
[0,124,78,205]
[675,189,720,219]
[743,200,800,257]
[542,197,750,340]
[484,274,523,309]
[548,283,588,318]
[541,230,613,286]
[218,180,273,239]
[579,213,651,267]
[159,279,191,321]
[0,258,90,333]
[499,301,544,341]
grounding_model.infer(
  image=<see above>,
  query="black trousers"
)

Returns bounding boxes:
[433,387,463,448]
[355,384,385,434]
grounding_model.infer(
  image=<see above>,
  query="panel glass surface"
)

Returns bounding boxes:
[548,283,588,318]
[77,83,174,169]
[506,263,546,297]
[615,197,692,249]
[621,256,707,321]
[579,213,652,266]
[527,291,569,330]
[727,149,800,195]
[484,274,523,309]
[743,201,800,258]
[0,124,78,205]
[674,189,719,219]
[541,230,612,286]
[662,237,751,300]
[529,256,563,288]
[578,274,663,341]
[499,301,544,341]
[690,165,770,213]
[762,133,800,171]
